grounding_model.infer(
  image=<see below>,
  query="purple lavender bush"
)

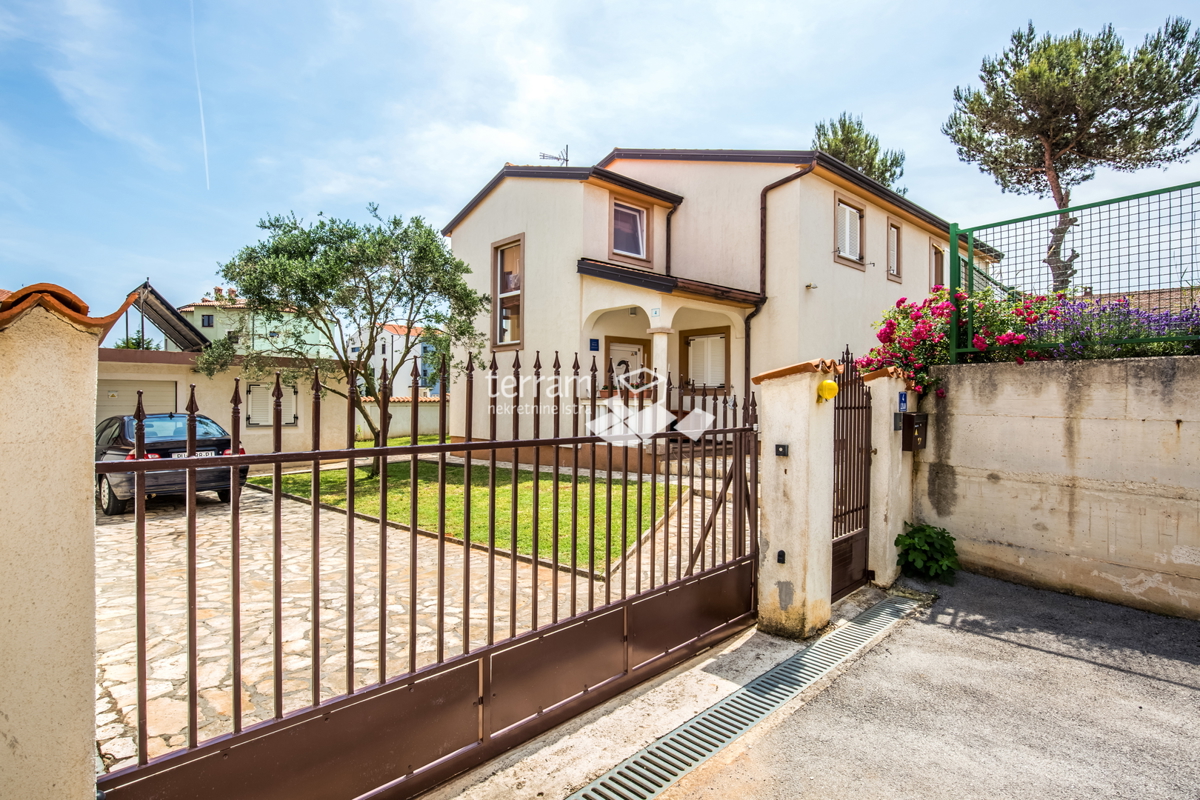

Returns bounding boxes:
[1026,298,1200,359]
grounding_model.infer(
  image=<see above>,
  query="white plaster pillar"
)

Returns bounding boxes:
[646,327,673,384]
[865,373,912,587]
[0,299,107,799]
[754,366,837,637]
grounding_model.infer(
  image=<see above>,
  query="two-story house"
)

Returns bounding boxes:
[443,149,955,441]
[165,289,330,358]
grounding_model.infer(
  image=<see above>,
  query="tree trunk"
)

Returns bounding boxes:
[1042,143,1079,292]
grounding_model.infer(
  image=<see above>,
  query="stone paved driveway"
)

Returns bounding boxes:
[95,489,586,773]
[94,479,725,773]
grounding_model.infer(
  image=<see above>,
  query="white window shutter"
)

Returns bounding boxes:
[247,384,270,426]
[888,225,898,273]
[837,203,861,260]
[247,384,298,425]
[689,335,726,387]
[281,387,297,425]
[846,205,860,260]
[837,204,849,256]
[708,336,726,386]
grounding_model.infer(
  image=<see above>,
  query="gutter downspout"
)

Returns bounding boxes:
[744,161,817,393]
[665,201,680,276]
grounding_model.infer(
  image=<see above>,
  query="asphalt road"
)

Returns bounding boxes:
[664,572,1200,800]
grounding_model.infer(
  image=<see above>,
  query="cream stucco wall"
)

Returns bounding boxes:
[98,357,348,455]
[449,177,586,440]
[603,159,797,291]
[0,307,98,799]
[915,358,1200,619]
[751,174,951,381]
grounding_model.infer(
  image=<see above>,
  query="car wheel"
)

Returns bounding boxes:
[217,488,232,503]
[99,477,128,516]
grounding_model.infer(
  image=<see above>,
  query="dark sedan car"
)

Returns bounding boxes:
[95,413,249,515]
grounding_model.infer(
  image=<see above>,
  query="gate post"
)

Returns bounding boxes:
[751,359,839,638]
[864,370,912,586]
[0,285,131,799]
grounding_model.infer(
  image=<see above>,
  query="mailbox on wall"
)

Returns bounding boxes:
[901,413,928,451]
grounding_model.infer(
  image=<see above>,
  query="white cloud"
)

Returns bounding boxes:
[27,0,177,166]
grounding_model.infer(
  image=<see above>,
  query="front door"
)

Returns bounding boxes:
[608,342,644,376]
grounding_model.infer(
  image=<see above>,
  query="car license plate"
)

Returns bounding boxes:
[172,451,215,459]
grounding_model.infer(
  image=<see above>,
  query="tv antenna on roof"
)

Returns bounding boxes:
[539,145,569,166]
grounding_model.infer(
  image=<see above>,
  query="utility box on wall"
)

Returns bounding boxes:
[901,413,928,451]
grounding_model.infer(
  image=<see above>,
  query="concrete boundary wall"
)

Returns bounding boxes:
[915,357,1200,620]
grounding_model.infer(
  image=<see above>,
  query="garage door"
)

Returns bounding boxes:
[96,380,177,422]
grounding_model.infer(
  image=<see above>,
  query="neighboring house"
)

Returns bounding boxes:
[442,149,959,439]
[349,324,442,396]
[96,283,346,456]
[164,288,330,358]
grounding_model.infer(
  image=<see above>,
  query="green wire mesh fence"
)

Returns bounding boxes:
[949,181,1200,363]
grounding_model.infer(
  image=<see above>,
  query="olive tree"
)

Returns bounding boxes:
[200,205,487,466]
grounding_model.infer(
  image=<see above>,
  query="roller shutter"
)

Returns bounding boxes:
[97,380,177,422]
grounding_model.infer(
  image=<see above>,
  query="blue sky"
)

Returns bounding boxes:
[2,0,1198,338]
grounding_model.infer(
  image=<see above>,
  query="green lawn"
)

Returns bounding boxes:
[355,435,442,447]
[251,460,668,569]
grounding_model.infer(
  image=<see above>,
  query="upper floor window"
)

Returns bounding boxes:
[886,219,902,282]
[492,234,524,347]
[201,314,214,327]
[931,243,945,288]
[613,203,646,259]
[835,197,864,266]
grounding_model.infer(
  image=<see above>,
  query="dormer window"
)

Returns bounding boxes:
[613,203,646,259]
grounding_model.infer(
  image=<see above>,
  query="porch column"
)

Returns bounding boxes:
[0,286,129,799]
[646,327,673,386]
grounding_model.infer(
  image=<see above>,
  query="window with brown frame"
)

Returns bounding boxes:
[492,235,523,347]
[834,195,865,267]
[886,219,902,282]
[613,203,646,259]
[680,327,730,392]
[930,243,945,289]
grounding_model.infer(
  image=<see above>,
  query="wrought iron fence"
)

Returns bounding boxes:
[93,351,758,800]
[949,181,1200,363]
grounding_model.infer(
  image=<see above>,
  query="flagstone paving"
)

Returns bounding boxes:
[94,470,731,774]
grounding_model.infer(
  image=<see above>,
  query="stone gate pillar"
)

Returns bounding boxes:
[752,358,840,638]
[0,285,132,799]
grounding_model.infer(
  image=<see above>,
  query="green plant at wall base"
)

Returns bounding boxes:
[895,522,960,583]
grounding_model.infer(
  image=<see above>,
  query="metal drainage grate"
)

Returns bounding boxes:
[566,596,920,800]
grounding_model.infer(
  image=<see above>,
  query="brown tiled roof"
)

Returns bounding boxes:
[381,324,424,336]
[752,358,842,385]
[177,299,250,312]
[0,289,11,301]
[1091,287,1199,312]
[0,283,135,336]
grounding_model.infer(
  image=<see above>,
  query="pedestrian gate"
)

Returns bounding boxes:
[831,348,871,601]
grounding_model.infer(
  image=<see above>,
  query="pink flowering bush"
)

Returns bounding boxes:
[856,287,1062,395]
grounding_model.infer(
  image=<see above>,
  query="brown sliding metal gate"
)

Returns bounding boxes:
[94,352,758,800]
[831,347,871,602]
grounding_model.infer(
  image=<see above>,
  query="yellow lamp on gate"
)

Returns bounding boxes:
[817,379,839,402]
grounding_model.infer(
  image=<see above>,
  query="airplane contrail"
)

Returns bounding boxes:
[190,0,210,190]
